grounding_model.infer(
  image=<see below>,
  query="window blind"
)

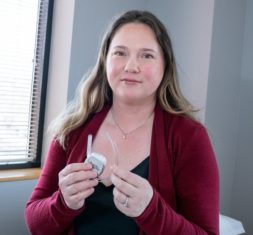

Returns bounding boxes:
[0,0,53,167]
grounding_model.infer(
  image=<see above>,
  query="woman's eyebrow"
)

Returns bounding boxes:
[140,48,156,53]
[112,46,157,53]
[112,45,127,50]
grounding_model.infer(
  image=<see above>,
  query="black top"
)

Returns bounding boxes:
[74,157,149,235]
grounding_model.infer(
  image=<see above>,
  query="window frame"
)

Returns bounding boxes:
[0,0,54,170]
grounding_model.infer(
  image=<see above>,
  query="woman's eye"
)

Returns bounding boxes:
[113,51,125,56]
[141,53,154,59]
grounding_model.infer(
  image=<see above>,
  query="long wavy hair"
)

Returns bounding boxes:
[51,10,196,148]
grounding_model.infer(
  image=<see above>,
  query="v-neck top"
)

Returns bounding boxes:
[74,157,149,235]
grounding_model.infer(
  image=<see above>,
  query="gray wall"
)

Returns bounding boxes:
[0,180,37,235]
[205,0,253,233]
[205,0,246,214]
[231,0,253,233]
[146,0,214,121]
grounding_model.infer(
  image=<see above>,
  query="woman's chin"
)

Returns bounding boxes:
[115,94,153,106]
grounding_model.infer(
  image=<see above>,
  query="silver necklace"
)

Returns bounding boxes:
[111,109,154,139]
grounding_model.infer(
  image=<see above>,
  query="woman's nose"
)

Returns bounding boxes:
[124,56,140,73]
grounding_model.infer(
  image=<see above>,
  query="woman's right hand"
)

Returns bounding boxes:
[58,163,98,210]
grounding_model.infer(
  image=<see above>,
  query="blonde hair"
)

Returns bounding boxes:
[50,10,197,148]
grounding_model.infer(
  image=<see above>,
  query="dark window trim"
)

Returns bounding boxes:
[0,0,54,170]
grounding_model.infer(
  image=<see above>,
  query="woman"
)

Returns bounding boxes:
[25,10,219,235]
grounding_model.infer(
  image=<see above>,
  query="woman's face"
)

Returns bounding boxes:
[106,23,165,105]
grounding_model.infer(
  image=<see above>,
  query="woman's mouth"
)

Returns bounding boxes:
[120,78,141,84]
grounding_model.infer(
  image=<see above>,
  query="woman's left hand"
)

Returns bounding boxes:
[110,165,153,217]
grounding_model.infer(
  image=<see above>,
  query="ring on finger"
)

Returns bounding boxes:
[123,195,129,207]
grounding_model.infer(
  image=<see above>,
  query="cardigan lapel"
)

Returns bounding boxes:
[149,104,177,208]
[149,104,166,191]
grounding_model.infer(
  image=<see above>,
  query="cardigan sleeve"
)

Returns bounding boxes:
[135,123,219,235]
[25,139,83,235]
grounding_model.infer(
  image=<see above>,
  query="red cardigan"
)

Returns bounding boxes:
[25,105,219,235]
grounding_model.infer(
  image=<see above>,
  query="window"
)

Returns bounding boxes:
[0,0,54,169]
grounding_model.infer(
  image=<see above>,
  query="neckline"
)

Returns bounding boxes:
[130,156,149,173]
[110,108,154,140]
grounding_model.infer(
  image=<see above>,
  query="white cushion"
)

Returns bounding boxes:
[219,214,245,235]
